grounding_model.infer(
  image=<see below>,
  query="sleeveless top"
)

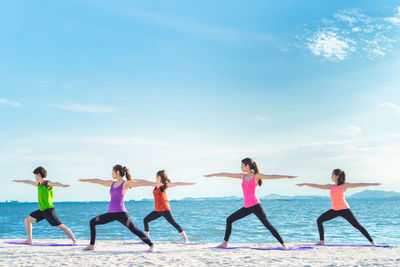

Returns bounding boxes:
[37,180,54,211]
[330,184,350,210]
[241,174,260,208]
[153,186,170,212]
[108,181,127,213]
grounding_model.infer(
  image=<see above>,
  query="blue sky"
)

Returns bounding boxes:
[1,1,400,202]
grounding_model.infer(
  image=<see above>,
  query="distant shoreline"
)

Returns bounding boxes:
[2,189,400,203]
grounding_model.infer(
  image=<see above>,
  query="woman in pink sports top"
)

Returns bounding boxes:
[297,168,381,246]
[205,158,297,250]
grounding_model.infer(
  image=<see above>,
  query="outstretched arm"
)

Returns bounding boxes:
[167,182,196,188]
[296,183,331,190]
[12,180,37,187]
[78,179,113,187]
[257,173,298,180]
[125,180,162,189]
[47,181,70,188]
[204,173,242,179]
[343,182,382,190]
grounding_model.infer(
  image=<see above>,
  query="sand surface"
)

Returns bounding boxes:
[1,239,399,266]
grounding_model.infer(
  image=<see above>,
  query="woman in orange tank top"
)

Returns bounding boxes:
[297,169,381,246]
[143,170,195,243]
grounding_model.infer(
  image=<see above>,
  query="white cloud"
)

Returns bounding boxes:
[103,4,280,48]
[49,103,118,114]
[307,31,355,60]
[384,6,400,25]
[302,7,400,61]
[338,126,363,136]
[380,102,400,111]
[0,98,20,107]
[10,135,170,147]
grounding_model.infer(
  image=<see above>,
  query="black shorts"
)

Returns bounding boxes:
[30,207,62,226]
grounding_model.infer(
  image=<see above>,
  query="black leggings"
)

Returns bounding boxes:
[143,210,183,233]
[224,204,284,244]
[317,209,373,242]
[89,212,153,246]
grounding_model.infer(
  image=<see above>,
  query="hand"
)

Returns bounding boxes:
[63,185,70,188]
[296,183,305,187]
[12,180,19,183]
[373,183,382,186]
[204,174,213,178]
[287,176,298,179]
[78,179,86,182]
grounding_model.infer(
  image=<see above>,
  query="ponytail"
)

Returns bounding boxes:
[113,165,132,180]
[241,158,262,187]
[156,170,171,190]
[333,169,346,185]
[123,166,132,181]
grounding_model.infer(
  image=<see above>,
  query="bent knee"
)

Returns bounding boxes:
[226,216,234,224]
[25,216,35,223]
[90,217,98,225]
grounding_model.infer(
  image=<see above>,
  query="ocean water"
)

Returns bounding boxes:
[1,198,399,244]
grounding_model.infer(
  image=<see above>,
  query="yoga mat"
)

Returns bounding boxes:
[299,243,390,248]
[251,246,314,251]
[90,249,163,253]
[324,244,390,248]
[123,241,206,245]
[4,241,85,246]
[169,241,207,245]
[208,246,251,249]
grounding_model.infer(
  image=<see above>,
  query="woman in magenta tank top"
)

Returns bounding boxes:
[297,168,381,246]
[205,158,297,250]
[79,165,161,252]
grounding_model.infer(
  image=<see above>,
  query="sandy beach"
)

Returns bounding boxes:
[1,239,399,267]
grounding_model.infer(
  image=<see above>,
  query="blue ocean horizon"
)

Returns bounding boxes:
[1,197,399,245]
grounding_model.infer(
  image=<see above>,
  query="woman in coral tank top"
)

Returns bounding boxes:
[143,170,195,243]
[297,169,381,246]
[205,158,297,250]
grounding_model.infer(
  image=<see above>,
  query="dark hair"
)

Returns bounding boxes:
[241,158,262,186]
[156,170,171,190]
[333,169,346,185]
[113,165,132,180]
[33,166,47,178]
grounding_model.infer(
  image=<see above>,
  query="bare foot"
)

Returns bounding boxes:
[72,239,78,245]
[370,241,376,246]
[147,245,154,252]
[281,243,289,250]
[315,241,325,246]
[83,245,94,251]
[21,239,33,245]
[216,241,228,248]
[183,239,190,244]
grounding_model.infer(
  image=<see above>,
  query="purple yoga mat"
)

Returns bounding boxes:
[90,249,163,253]
[123,241,206,245]
[251,246,314,251]
[299,243,390,248]
[4,241,85,246]
[208,246,251,249]
[324,244,390,248]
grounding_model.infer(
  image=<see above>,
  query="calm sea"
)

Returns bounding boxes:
[1,198,399,244]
